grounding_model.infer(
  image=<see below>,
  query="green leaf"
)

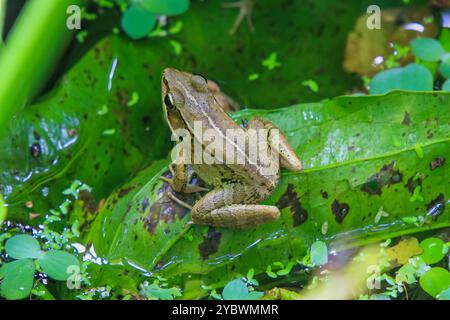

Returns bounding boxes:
[3,1,381,222]
[419,267,450,298]
[0,259,36,300]
[310,241,328,266]
[370,63,433,94]
[439,56,450,78]
[222,279,248,300]
[140,0,189,15]
[419,237,446,264]
[38,250,80,281]
[411,38,446,62]
[245,291,264,300]
[0,195,6,225]
[146,283,181,300]
[89,91,450,298]
[5,235,43,260]
[121,3,157,40]
[437,287,450,300]
[443,79,450,92]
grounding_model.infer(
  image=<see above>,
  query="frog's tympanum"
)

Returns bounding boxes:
[160,68,302,229]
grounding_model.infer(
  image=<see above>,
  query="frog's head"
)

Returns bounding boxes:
[162,68,212,133]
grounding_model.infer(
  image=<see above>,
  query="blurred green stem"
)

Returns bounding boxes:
[0,0,86,136]
[0,0,5,45]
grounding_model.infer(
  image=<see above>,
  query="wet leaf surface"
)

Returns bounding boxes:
[89,91,450,297]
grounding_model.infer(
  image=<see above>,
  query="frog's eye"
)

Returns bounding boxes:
[191,74,208,92]
[164,93,176,111]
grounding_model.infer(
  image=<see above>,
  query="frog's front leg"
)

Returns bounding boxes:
[246,117,303,172]
[160,163,209,193]
[191,183,279,229]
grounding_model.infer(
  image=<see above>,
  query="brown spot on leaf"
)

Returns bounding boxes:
[118,186,135,198]
[276,184,308,226]
[116,90,128,107]
[331,200,350,224]
[321,191,329,199]
[430,157,445,171]
[199,228,222,259]
[361,161,403,196]
[405,176,422,194]
[402,112,411,125]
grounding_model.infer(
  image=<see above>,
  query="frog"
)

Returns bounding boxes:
[160,68,302,229]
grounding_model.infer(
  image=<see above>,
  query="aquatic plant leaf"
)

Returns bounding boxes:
[443,79,450,92]
[121,3,157,40]
[89,91,450,297]
[419,267,450,297]
[0,259,35,300]
[411,38,446,62]
[5,234,43,260]
[140,0,190,15]
[439,56,450,78]
[310,241,328,266]
[419,237,446,264]
[38,250,80,281]
[369,64,433,94]
[222,279,248,300]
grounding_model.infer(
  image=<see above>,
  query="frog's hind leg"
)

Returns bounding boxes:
[247,117,303,172]
[222,0,256,35]
[191,183,280,229]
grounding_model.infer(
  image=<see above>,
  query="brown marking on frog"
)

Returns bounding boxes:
[276,184,308,226]
[321,190,329,199]
[361,161,403,196]
[198,228,222,260]
[331,199,350,224]
[430,157,445,171]
[402,112,411,126]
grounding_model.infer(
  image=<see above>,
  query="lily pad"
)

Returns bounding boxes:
[89,91,450,297]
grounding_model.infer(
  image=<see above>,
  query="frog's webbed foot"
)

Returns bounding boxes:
[222,0,256,35]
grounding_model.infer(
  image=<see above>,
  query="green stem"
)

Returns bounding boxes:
[0,0,5,45]
[0,0,86,137]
